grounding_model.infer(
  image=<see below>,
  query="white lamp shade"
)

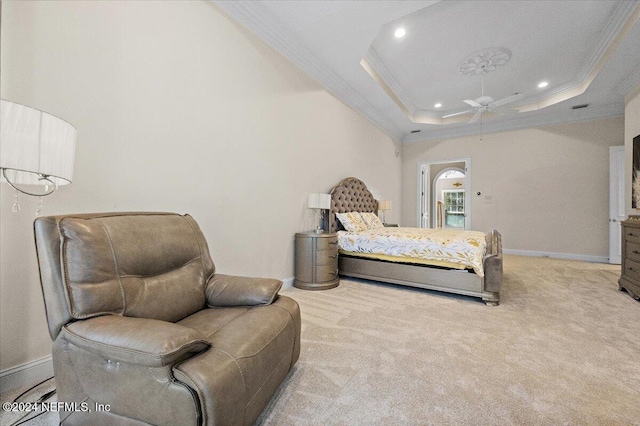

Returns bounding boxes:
[378,200,391,211]
[308,193,331,209]
[1,99,76,186]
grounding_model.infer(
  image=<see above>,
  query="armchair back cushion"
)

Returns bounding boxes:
[35,213,215,338]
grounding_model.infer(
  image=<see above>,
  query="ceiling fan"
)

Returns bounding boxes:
[442,74,524,123]
[442,93,524,123]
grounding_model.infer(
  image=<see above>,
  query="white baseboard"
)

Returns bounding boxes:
[0,356,54,394]
[281,277,295,289]
[503,249,609,264]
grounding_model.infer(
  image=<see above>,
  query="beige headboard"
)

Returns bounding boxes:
[327,177,378,233]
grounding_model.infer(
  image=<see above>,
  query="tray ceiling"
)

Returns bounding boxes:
[213,1,640,143]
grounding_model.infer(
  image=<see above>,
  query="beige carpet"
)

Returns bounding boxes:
[3,255,638,425]
[256,255,639,425]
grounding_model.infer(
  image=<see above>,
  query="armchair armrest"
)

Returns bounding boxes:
[63,315,210,367]
[206,274,282,307]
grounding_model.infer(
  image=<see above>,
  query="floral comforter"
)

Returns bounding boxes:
[337,227,487,276]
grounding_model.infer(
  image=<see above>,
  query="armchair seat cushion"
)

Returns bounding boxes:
[177,306,250,338]
[174,295,300,425]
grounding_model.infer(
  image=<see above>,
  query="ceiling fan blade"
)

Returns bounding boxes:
[468,111,482,124]
[442,109,474,118]
[490,93,524,108]
[463,99,482,108]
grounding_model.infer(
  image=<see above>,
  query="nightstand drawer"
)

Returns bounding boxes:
[316,264,339,282]
[625,229,640,244]
[626,241,640,263]
[316,236,338,251]
[316,249,338,266]
[624,258,640,282]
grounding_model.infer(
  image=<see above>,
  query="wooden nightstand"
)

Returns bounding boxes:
[294,232,339,290]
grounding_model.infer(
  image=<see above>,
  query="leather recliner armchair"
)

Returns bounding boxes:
[34,212,301,425]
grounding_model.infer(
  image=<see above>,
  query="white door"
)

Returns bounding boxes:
[463,168,471,230]
[609,146,625,264]
[419,165,429,228]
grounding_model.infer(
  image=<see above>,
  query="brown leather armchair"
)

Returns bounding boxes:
[34,212,301,425]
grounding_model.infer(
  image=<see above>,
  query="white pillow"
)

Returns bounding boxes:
[336,212,368,232]
[360,212,384,230]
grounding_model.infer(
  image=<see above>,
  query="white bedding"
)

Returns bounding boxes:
[337,227,487,276]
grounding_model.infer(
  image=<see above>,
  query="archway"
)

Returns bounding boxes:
[417,158,471,230]
[433,167,466,229]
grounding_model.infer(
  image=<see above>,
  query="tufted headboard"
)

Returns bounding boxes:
[327,177,378,233]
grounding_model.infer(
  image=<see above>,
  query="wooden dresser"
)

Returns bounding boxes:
[619,216,640,300]
[294,232,339,290]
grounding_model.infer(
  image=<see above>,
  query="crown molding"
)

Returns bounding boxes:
[402,102,625,143]
[578,0,639,86]
[617,66,640,98]
[516,2,639,114]
[364,47,419,113]
[212,0,637,144]
[626,83,640,104]
[515,1,638,107]
[212,1,404,142]
[360,56,467,125]
[364,1,639,125]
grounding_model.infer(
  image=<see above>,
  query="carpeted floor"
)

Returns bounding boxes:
[2,255,638,425]
[256,255,639,425]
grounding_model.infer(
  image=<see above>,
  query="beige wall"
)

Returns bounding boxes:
[0,1,401,376]
[402,116,624,258]
[625,86,640,215]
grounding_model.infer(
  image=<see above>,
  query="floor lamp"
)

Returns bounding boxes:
[0,99,76,214]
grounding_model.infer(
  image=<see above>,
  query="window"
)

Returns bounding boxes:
[443,190,465,229]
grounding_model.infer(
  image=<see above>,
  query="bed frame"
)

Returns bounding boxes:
[327,177,503,305]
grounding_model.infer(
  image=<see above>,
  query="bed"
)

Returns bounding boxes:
[327,177,503,305]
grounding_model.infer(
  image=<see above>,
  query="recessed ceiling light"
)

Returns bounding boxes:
[537,81,549,88]
[434,103,442,108]
[394,28,406,38]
